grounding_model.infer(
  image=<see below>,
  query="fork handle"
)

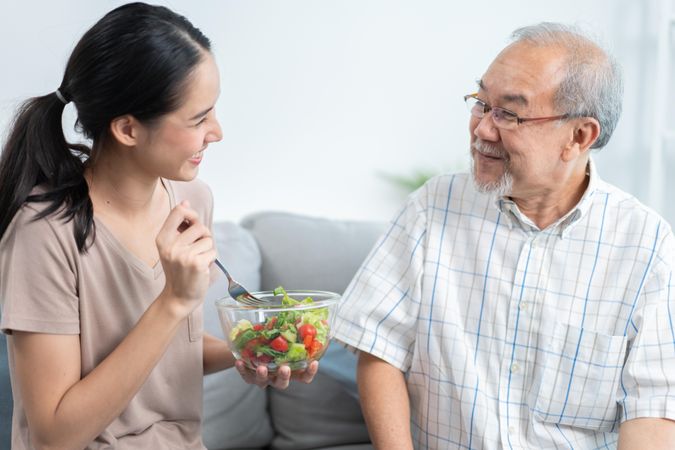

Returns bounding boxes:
[214,258,232,281]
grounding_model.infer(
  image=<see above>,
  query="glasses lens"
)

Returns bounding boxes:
[465,96,484,118]
[491,107,519,129]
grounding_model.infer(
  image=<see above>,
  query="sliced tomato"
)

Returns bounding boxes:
[240,347,254,362]
[298,324,317,341]
[303,334,314,349]
[253,323,264,331]
[270,336,289,352]
[308,340,323,358]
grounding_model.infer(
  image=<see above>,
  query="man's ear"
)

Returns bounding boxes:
[561,117,600,162]
[109,115,141,147]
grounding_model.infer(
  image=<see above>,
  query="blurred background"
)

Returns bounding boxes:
[1,0,674,224]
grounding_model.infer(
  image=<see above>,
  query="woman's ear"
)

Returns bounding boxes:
[561,117,600,162]
[108,115,140,147]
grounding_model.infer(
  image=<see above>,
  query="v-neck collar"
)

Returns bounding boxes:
[92,179,175,279]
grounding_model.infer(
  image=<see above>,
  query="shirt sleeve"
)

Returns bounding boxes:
[332,187,427,371]
[619,226,675,423]
[0,205,80,335]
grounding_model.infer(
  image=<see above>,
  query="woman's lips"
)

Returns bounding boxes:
[189,150,204,164]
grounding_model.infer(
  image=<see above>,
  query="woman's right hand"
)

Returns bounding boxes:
[155,200,216,317]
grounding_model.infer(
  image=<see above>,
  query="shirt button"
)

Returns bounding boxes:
[509,425,516,434]
[519,302,528,311]
[510,363,520,373]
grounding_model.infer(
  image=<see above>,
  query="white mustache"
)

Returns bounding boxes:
[472,139,508,160]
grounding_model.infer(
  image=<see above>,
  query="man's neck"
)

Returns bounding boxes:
[511,162,590,230]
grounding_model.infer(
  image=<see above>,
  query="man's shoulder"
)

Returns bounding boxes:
[592,179,673,240]
[596,179,668,222]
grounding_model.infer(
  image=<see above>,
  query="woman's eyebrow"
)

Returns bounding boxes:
[189,106,213,120]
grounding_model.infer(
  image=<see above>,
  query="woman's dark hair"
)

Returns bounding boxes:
[0,2,211,251]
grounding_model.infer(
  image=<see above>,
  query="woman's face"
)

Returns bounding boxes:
[134,52,223,181]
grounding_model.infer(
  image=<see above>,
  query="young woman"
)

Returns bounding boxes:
[0,3,316,449]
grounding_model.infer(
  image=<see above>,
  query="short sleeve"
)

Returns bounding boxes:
[619,228,675,422]
[0,206,80,335]
[332,188,427,371]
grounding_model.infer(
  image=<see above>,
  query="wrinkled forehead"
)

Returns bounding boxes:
[479,42,568,111]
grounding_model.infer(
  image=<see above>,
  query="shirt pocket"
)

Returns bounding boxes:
[530,322,627,432]
[187,305,204,343]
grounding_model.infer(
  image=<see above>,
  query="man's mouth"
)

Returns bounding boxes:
[472,141,507,161]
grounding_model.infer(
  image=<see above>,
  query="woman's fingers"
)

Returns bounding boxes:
[293,360,319,384]
[158,201,200,241]
[234,360,318,389]
[156,201,215,307]
[174,220,211,247]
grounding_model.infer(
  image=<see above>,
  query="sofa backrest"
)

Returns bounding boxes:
[241,211,386,293]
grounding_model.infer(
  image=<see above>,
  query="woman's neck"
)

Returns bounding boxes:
[85,149,168,221]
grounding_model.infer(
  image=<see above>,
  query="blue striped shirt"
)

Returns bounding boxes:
[333,160,675,449]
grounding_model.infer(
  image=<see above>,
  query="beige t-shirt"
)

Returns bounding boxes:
[0,178,214,449]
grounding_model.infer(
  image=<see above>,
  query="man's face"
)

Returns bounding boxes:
[469,42,575,199]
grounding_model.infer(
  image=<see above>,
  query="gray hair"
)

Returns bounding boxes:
[511,22,623,149]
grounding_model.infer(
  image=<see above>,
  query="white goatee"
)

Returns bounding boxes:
[470,139,513,196]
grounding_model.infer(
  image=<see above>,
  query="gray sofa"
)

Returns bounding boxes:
[0,211,386,450]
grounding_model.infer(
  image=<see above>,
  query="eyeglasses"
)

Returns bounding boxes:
[463,93,568,130]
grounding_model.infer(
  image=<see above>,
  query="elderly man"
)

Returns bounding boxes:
[333,23,675,449]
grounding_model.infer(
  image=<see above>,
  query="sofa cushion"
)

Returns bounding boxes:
[241,211,383,450]
[268,370,371,450]
[203,221,273,450]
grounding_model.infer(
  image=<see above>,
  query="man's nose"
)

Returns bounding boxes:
[472,113,500,142]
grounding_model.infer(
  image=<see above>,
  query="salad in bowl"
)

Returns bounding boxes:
[216,287,339,372]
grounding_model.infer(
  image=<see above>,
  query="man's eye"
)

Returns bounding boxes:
[496,109,518,122]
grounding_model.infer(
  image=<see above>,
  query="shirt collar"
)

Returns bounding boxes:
[492,157,601,237]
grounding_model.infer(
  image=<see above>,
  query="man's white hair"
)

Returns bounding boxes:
[511,22,623,149]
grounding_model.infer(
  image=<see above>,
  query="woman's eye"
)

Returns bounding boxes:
[195,117,207,126]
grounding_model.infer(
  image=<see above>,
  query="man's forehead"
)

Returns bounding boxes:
[477,79,529,107]
[478,43,567,107]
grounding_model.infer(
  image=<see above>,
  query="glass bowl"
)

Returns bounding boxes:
[216,290,340,372]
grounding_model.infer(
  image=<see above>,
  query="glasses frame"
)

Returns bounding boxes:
[463,93,569,128]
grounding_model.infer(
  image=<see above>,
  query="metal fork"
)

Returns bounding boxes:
[214,258,266,306]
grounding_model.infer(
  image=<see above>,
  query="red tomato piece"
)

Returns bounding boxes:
[298,324,317,340]
[270,336,289,352]
[240,348,254,361]
[308,340,323,358]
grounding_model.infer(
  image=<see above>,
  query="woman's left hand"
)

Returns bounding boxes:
[234,360,319,389]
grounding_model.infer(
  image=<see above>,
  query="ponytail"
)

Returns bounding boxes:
[0,91,94,252]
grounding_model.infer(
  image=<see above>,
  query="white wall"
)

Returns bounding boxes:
[0,1,670,224]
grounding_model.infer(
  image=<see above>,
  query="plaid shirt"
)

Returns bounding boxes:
[333,160,675,449]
